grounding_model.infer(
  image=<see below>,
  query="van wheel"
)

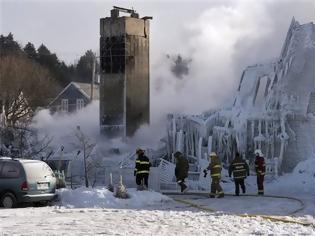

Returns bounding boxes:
[1,192,17,208]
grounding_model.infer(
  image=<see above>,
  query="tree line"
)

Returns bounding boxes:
[0,32,97,125]
[0,32,97,86]
[0,33,98,159]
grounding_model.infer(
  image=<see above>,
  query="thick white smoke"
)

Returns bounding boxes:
[31,101,99,150]
[30,0,315,153]
[150,1,274,117]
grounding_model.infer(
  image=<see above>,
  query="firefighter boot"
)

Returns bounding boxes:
[217,192,225,198]
[137,185,144,191]
[180,182,187,193]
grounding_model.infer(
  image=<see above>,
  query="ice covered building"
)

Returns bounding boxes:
[166,18,315,174]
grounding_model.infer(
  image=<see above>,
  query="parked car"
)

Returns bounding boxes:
[0,157,57,208]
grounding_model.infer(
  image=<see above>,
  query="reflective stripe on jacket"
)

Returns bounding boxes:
[135,154,151,175]
[206,155,222,178]
[228,158,249,179]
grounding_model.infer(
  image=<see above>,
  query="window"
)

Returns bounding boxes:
[0,162,3,174]
[22,162,54,181]
[0,162,21,178]
[76,99,84,111]
[61,99,68,112]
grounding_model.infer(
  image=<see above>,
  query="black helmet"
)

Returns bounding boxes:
[136,148,144,155]
[174,151,182,158]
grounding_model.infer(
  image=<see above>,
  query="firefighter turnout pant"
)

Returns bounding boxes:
[210,177,224,197]
[136,173,149,188]
[257,174,264,195]
[234,178,246,196]
[177,178,187,192]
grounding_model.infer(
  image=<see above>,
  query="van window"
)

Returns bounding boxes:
[0,162,21,178]
[22,162,54,181]
[0,162,4,175]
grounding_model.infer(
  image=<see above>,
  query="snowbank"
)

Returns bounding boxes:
[57,187,172,209]
[269,158,315,194]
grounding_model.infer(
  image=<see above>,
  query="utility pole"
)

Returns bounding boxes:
[90,54,96,101]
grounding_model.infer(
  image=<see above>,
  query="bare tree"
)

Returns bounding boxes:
[73,126,96,188]
[0,124,53,159]
[0,55,59,126]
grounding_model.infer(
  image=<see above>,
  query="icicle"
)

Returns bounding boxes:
[251,120,255,140]
[172,116,176,154]
[207,136,212,155]
[258,119,262,149]
[198,137,203,163]
[176,130,184,152]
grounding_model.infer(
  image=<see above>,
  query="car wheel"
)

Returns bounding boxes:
[1,192,17,208]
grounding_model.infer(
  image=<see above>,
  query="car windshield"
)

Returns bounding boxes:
[22,162,54,181]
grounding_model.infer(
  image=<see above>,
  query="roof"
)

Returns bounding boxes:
[48,82,99,107]
[73,82,100,100]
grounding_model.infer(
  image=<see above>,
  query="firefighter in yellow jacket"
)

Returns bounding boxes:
[134,148,151,190]
[203,152,224,198]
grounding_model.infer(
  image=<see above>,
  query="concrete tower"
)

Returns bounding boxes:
[100,7,152,138]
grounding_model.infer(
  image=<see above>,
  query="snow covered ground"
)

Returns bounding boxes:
[1,205,314,236]
[0,158,314,235]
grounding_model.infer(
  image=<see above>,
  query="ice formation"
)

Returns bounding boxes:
[165,18,315,174]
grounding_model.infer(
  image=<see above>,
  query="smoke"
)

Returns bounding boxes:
[150,0,315,118]
[31,100,165,154]
[151,1,273,117]
[167,54,192,80]
[31,101,100,151]
[28,0,315,152]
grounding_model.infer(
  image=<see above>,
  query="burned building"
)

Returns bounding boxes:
[165,18,315,174]
[99,7,152,138]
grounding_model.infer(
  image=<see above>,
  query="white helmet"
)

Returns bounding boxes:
[255,149,263,157]
[209,152,217,157]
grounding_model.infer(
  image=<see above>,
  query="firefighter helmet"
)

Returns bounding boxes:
[255,149,263,157]
[209,152,217,157]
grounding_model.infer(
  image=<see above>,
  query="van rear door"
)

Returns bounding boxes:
[22,162,56,194]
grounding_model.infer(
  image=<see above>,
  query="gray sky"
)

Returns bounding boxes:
[1,0,315,117]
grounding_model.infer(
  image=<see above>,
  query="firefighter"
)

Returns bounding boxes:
[228,152,249,196]
[203,152,224,198]
[255,149,266,195]
[174,151,189,193]
[134,148,151,190]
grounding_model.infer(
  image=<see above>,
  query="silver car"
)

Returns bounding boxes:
[0,157,57,208]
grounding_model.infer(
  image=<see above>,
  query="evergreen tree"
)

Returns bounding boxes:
[37,44,58,67]
[75,50,96,83]
[37,44,70,85]
[0,33,99,87]
[0,33,22,57]
[23,42,37,60]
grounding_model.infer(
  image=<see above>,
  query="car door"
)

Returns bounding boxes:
[0,161,24,201]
